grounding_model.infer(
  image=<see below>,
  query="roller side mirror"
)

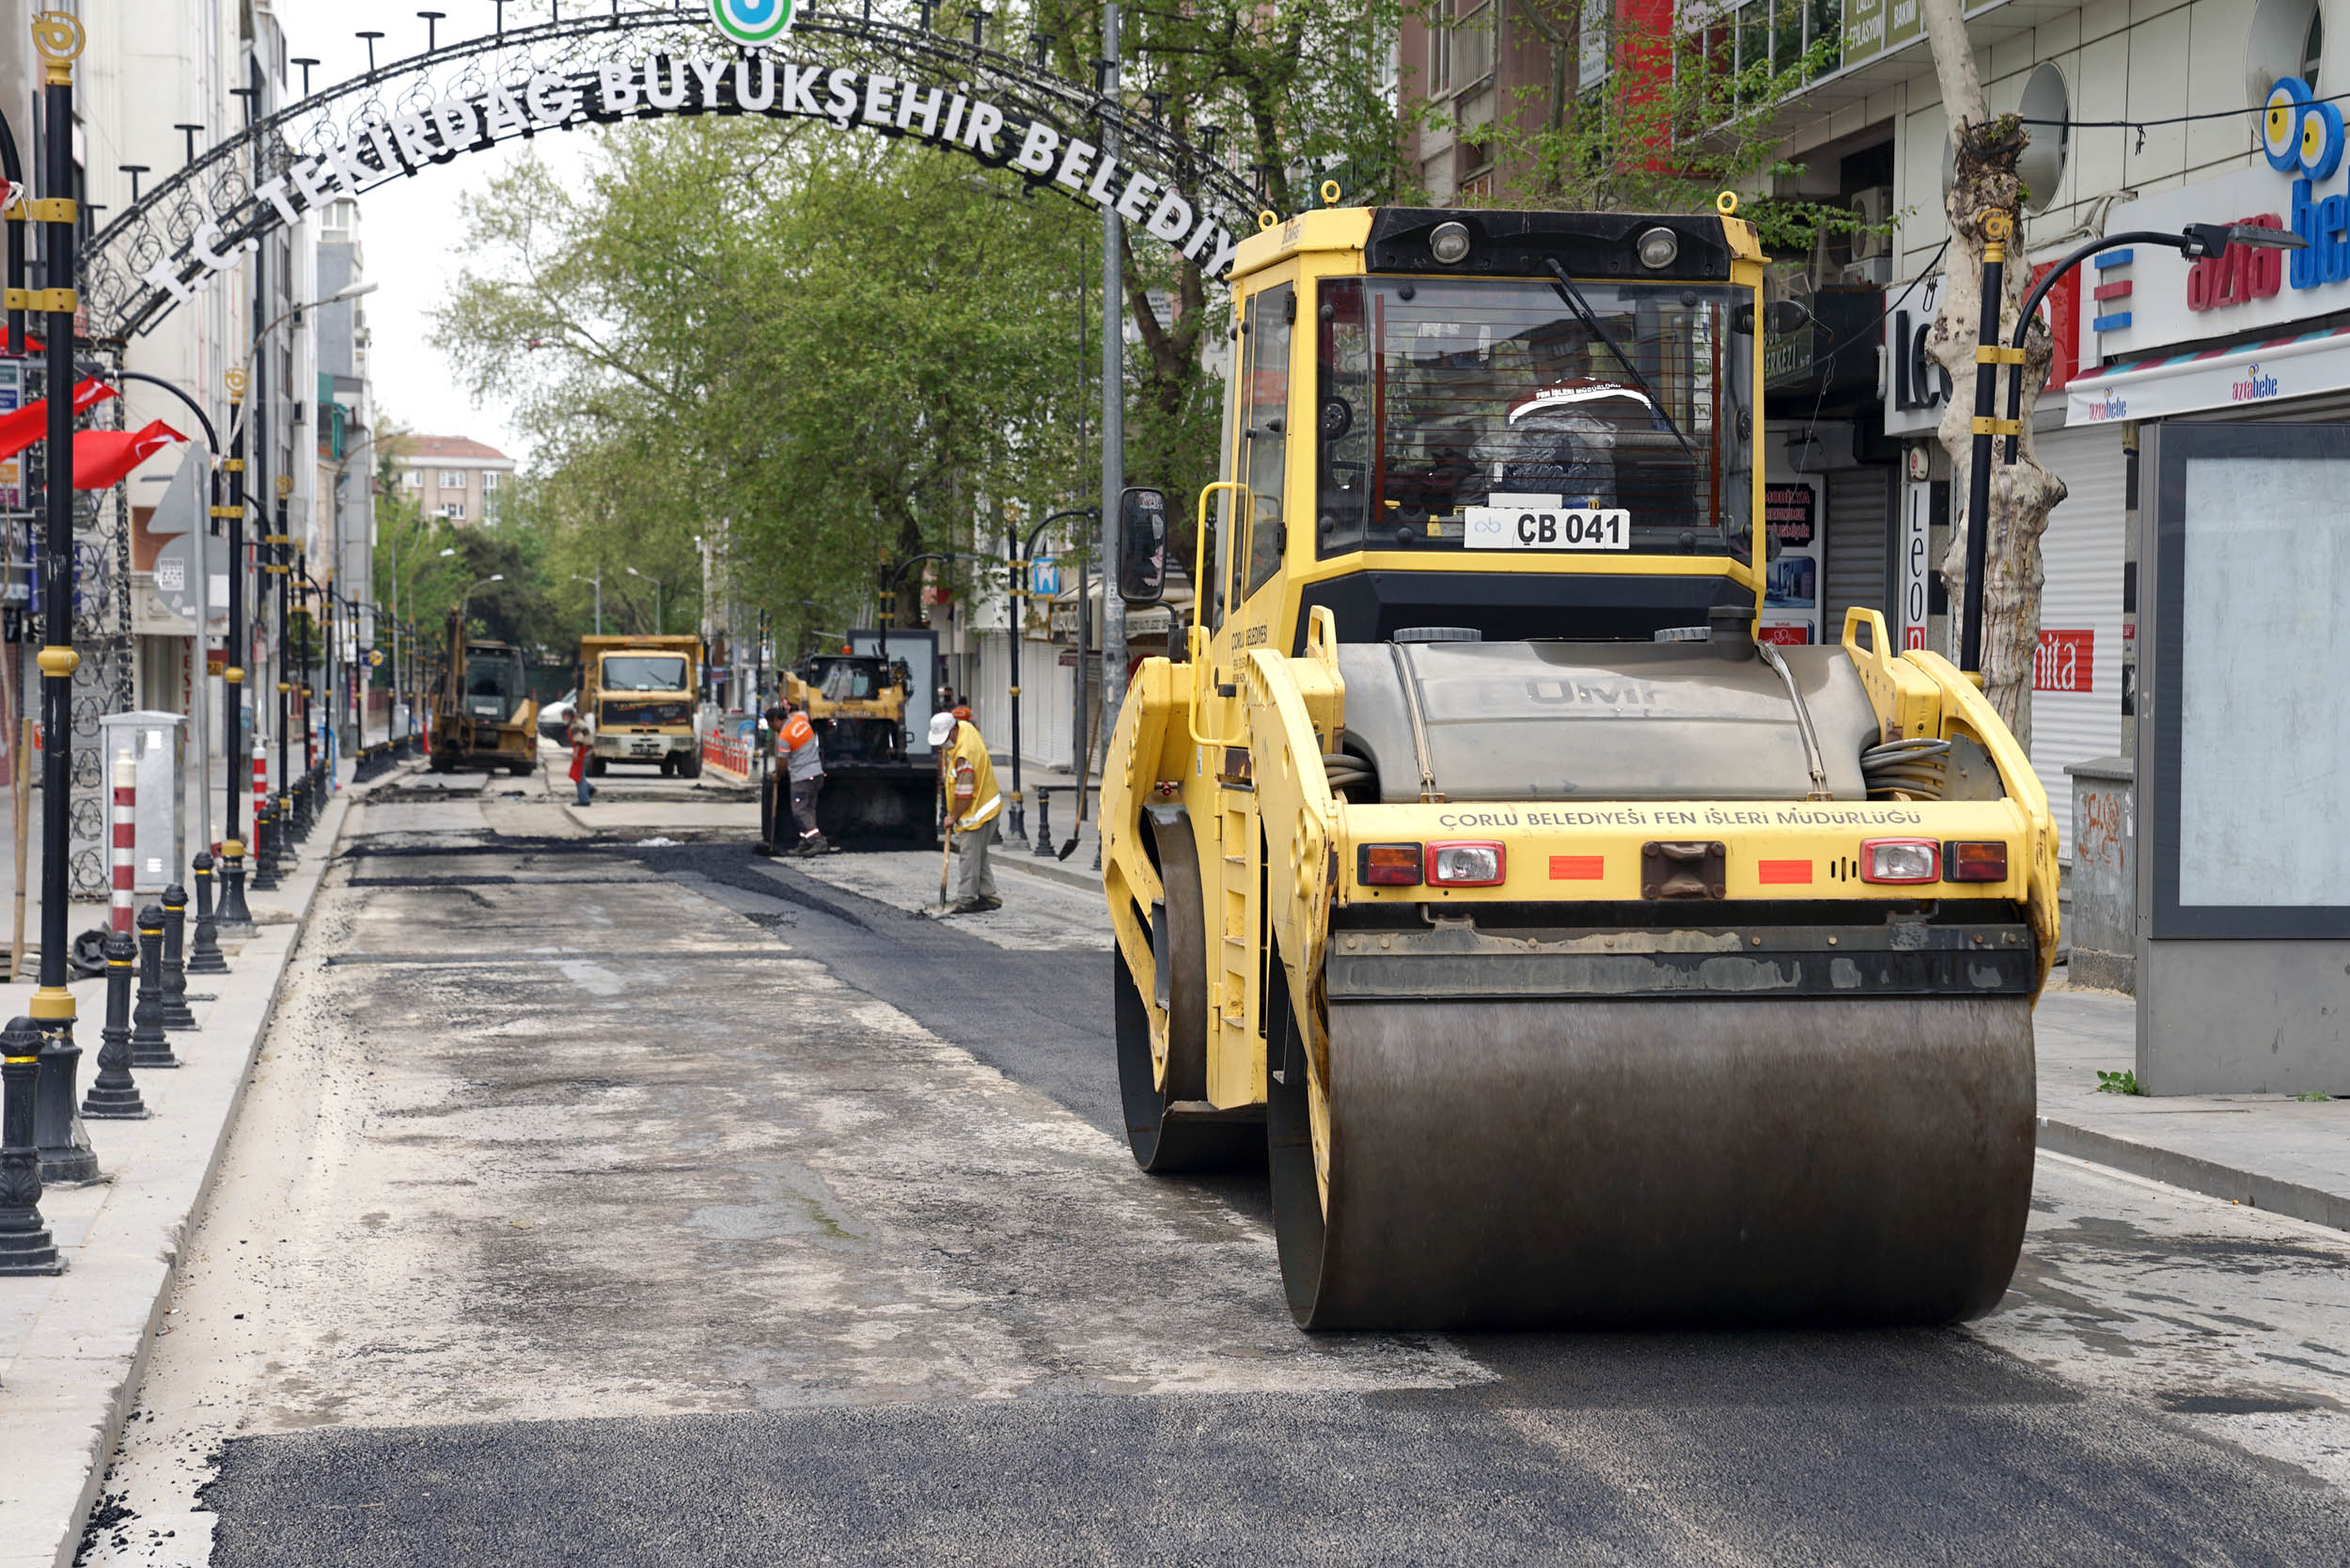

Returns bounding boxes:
[1117,486,1168,605]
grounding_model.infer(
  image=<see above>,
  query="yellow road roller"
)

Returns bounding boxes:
[1096,201,2057,1329]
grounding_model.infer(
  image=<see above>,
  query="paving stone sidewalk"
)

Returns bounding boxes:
[2036,977,2350,1232]
[0,761,366,1568]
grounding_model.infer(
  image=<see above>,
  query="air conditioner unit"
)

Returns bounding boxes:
[1842,256,1892,288]
[1848,186,1895,261]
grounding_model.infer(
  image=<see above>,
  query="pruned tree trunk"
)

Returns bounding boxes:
[1917,0,2067,750]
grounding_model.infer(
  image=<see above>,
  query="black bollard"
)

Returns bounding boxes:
[215,840,255,935]
[32,1011,96,1185]
[250,802,279,892]
[0,1017,63,1276]
[130,905,180,1072]
[188,853,231,974]
[82,933,149,1119]
[160,885,198,1029]
[1032,788,1055,856]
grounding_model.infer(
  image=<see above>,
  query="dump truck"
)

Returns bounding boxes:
[429,609,540,775]
[1098,202,2057,1330]
[781,650,936,845]
[578,634,702,777]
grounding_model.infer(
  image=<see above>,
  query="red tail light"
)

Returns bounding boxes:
[1427,840,1506,886]
[1357,843,1422,886]
[1945,840,2009,882]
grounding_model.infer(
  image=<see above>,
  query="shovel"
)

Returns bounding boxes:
[1058,695,1099,862]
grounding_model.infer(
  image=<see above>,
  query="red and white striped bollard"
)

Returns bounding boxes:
[111,750,136,936]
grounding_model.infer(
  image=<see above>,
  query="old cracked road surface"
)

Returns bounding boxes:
[79,786,2350,1566]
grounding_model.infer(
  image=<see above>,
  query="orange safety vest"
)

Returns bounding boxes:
[780,713,816,755]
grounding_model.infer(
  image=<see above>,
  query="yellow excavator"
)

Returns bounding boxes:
[1098,201,2056,1329]
[429,606,540,776]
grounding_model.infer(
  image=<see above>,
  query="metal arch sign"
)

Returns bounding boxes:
[132,56,1242,313]
[709,0,796,46]
[85,8,1255,343]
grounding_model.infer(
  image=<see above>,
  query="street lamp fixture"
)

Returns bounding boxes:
[1961,217,2307,672]
[570,572,603,635]
[624,566,665,635]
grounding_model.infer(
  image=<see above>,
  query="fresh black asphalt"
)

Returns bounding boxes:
[189,840,2350,1568]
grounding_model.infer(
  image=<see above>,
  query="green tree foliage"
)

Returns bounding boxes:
[433,11,1416,635]
[372,440,559,674]
[436,119,1099,655]
[1459,0,1880,254]
[1035,0,1414,534]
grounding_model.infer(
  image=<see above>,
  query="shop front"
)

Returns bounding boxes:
[1882,261,2111,865]
[1762,286,1889,646]
[2051,152,2350,1000]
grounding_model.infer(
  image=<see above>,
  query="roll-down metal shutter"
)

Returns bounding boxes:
[1824,464,1892,639]
[2025,425,2126,864]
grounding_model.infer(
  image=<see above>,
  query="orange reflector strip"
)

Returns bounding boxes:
[1549,855,1605,880]
[1758,859,1813,885]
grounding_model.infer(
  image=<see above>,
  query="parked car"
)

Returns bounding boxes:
[538,690,577,745]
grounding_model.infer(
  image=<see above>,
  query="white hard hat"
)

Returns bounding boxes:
[928,712,957,748]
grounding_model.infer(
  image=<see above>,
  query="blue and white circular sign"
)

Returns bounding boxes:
[708,0,795,45]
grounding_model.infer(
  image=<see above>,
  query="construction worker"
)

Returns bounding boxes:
[778,698,829,855]
[931,709,1001,913]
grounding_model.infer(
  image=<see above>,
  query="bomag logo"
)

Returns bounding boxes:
[709,0,795,45]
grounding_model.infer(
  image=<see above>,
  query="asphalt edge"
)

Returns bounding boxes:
[2036,1114,2350,1234]
[39,774,359,1568]
[994,848,1101,896]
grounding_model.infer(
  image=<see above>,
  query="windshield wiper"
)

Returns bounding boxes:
[1540,258,1697,462]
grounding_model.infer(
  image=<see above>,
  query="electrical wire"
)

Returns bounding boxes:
[1794,236,1952,466]
[2016,86,2350,129]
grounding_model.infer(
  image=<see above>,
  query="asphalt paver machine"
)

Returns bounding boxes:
[784,651,938,846]
[1098,201,2057,1329]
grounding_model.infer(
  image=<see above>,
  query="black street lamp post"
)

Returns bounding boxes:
[30,14,94,1183]
[215,369,255,933]
[271,483,293,862]
[1959,217,2304,671]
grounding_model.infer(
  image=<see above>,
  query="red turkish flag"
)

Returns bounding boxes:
[0,378,118,463]
[0,325,41,353]
[72,419,186,490]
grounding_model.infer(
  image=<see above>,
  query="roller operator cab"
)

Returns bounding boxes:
[1098,204,2060,1331]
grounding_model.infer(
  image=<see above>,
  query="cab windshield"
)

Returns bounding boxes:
[463,649,525,721]
[1315,277,1754,556]
[603,655,689,692]
[819,661,881,701]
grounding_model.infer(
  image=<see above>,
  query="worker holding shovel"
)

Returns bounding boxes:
[932,710,1001,915]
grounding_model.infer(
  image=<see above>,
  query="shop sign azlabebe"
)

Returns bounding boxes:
[2085,117,2350,364]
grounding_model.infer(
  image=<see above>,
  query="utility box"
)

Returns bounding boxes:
[97,711,186,895]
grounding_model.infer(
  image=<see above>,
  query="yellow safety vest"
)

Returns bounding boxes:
[947,721,1001,832]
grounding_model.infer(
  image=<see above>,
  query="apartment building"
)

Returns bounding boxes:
[386,435,518,527]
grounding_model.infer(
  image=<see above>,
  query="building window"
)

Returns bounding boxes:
[440,501,467,521]
[440,469,463,488]
[402,468,422,489]
[1452,1,1494,90]
[1429,13,1452,94]
[482,470,499,492]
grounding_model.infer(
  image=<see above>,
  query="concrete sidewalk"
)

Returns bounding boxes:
[2036,977,2350,1232]
[0,759,368,1568]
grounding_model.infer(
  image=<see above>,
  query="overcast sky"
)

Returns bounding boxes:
[273,2,596,467]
